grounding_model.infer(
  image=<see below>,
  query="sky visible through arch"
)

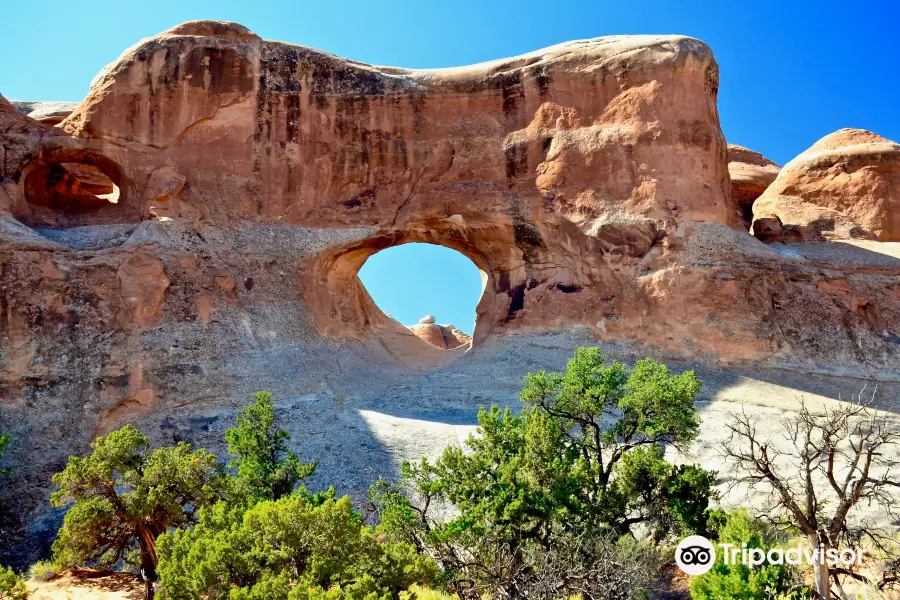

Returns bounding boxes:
[2,0,897,330]
[359,244,483,334]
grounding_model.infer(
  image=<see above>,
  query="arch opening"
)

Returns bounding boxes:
[21,153,123,213]
[358,243,484,350]
[301,228,506,368]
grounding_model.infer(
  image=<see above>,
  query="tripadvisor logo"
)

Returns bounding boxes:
[675,535,717,575]
[675,535,865,576]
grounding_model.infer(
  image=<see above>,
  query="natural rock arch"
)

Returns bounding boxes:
[303,226,500,366]
[357,243,480,350]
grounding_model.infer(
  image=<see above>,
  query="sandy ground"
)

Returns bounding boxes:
[26,570,142,600]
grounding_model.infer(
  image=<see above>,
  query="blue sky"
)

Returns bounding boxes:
[359,244,483,332]
[2,0,897,332]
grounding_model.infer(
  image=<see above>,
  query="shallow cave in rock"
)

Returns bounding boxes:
[357,242,484,350]
[23,158,121,212]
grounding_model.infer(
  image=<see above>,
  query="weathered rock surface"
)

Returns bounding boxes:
[408,319,472,349]
[10,100,79,126]
[727,144,780,225]
[0,22,899,565]
[752,129,900,242]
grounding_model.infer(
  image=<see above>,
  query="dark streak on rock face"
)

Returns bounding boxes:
[506,283,526,317]
[505,141,529,180]
[513,222,543,250]
[252,60,271,212]
[496,271,527,320]
[403,93,426,136]
[507,198,545,267]
[541,135,553,156]
[184,47,254,94]
[500,73,525,122]
[499,197,547,321]
[554,282,582,294]
[535,68,551,97]
[343,188,376,209]
[285,94,301,143]
[298,49,388,98]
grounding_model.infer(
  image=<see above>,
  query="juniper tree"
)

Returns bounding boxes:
[156,493,440,600]
[50,425,224,600]
[370,348,716,600]
[224,391,316,504]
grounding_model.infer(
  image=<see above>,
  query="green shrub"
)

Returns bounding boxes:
[399,584,453,600]
[372,348,715,599]
[27,560,60,582]
[0,564,27,600]
[157,492,440,600]
[224,391,316,504]
[690,510,805,600]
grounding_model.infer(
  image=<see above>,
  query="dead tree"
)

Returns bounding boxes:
[518,533,660,600]
[721,395,900,600]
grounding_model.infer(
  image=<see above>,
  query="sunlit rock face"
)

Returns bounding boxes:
[9,100,78,126]
[752,129,900,242]
[39,21,739,348]
[0,21,899,566]
[408,316,472,349]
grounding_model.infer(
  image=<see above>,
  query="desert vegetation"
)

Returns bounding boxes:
[2,349,900,600]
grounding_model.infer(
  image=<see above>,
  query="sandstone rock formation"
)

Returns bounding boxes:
[0,21,898,566]
[752,129,900,242]
[10,100,79,126]
[408,316,472,349]
[727,144,780,226]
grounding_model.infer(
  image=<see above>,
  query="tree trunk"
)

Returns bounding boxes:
[136,525,159,600]
[811,535,831,600]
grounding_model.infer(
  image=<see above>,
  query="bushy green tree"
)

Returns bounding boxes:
[225,391,316,504]
[50,425,224,598]
[372,348,716,599]
[690,510,805,600]
[0,564,27,600]
[157,492,440,600]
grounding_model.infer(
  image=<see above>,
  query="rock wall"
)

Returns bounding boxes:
[0,21,898,564]
[727,143,780,226]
